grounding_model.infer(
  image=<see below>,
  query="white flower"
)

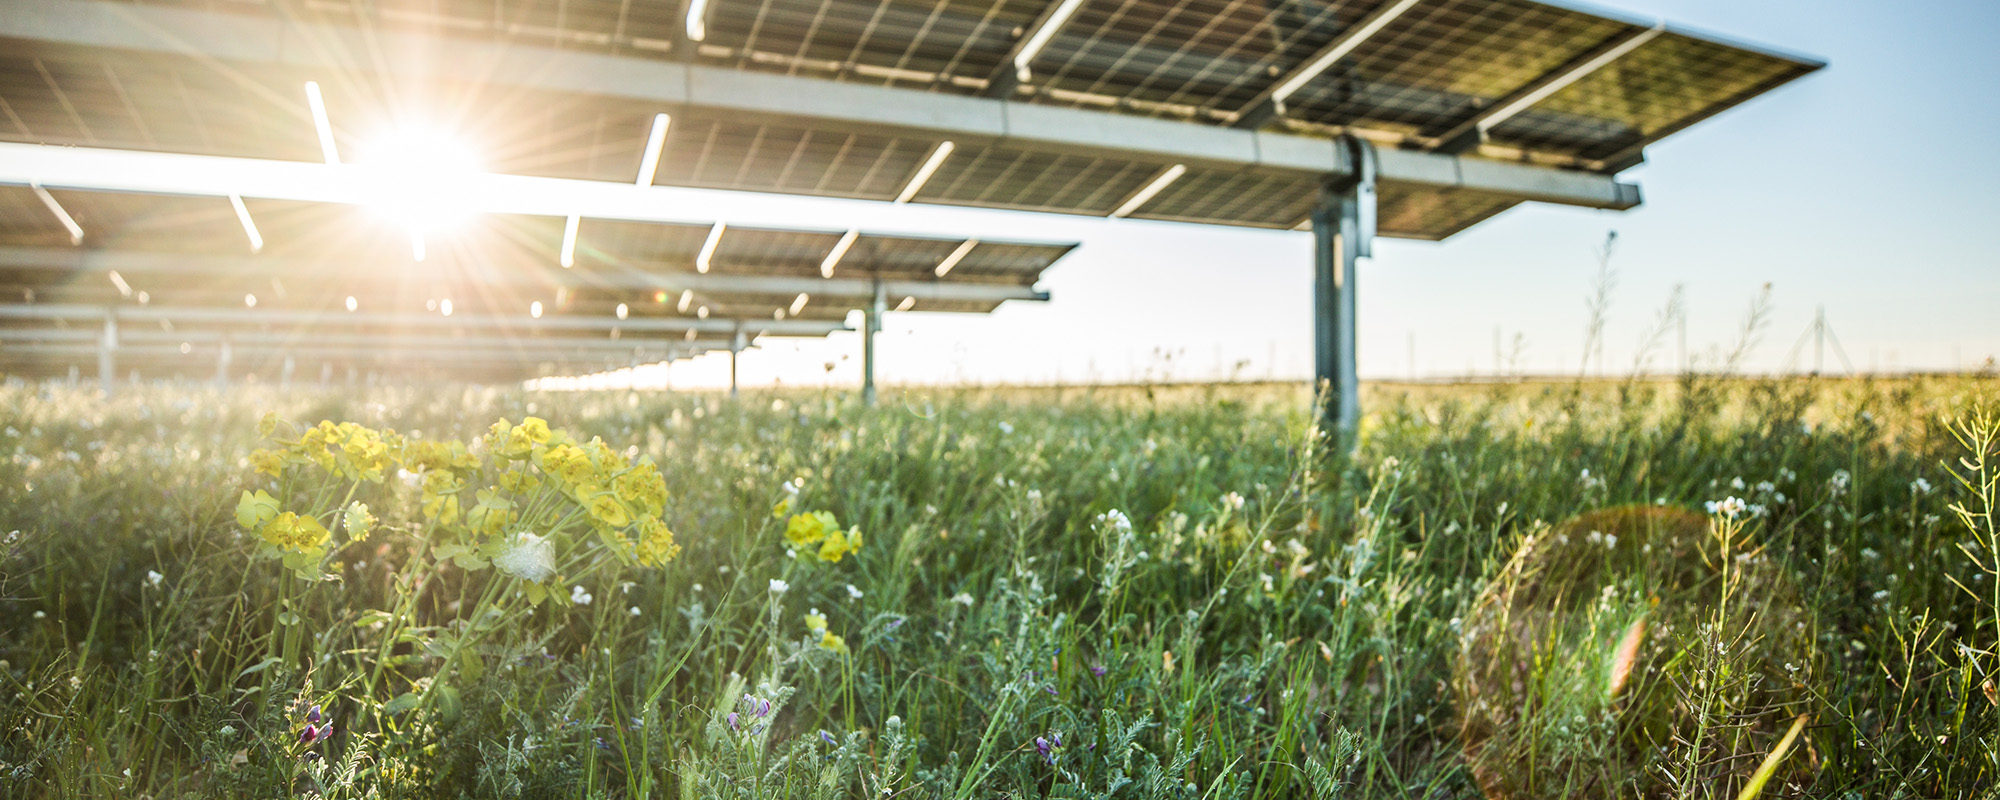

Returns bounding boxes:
[1911,477,1933,495]
[1829,469,1852,495]
[1704,497,1747,518]
[692,583,704,593]
[1222,492,1245,511]
[769,579,790,595]
[145,570,163,588]
[997,421,1014,434]
[493,533,556,583]
[1096,509,1133,535]
[397,468,422,490]
[570,585,594,606]
[950,592,974,607]
[630,606,642,616]
[846,584,863,600]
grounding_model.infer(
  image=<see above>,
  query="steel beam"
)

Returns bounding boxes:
[0,303,848,337]
[0,0,1641,213]
[1311,136,1375,436]
[863,278,885,406]
[0,246,1054,305]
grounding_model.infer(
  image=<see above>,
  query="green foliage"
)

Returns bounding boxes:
[0,375,1994,798]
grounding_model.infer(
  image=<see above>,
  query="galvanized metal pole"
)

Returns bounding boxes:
[863,278,885,406]
[1311,135,1376,436]
[215,335,232,388]
[729,323,746,400]
[98,310,117,393]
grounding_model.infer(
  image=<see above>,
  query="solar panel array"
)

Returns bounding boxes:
[0,185,1074,381]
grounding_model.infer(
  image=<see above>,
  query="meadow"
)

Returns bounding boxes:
[0,372,1996,798]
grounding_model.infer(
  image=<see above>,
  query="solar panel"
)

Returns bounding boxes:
[0,0,1818,240]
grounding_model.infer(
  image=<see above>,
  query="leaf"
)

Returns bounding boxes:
[353,609,394,628]
[382,692,420,716]
[435,685,462,720]
[237,657,285,679]
[459,650,485,683]
[525,582,548,606]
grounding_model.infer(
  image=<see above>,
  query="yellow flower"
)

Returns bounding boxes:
[635,516,680,566]
[257,411,280,438]
[518,416,553,444]
[772,497,791,519]
[804,609,828,633]
[248,448,284,477]
[497,469,541,494]
[466,488,514,537]
[816,526,864,563]
[236,490,281,529]
[423,491,461,527]
[260,511,330,553]
[581,485,633,528]
[818,631,849,656]
[614,460,668,516]
[784,511,837,548]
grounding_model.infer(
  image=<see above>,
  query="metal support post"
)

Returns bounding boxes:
[729,323,746,400]
[863,279,885,406]
[215,335,233,388]
[98,311,117,393]
[1310,135,1376,436]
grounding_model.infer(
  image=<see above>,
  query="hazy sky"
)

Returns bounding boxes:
[636,0,2000,390]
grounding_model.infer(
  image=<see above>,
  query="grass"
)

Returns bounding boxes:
[0,372,1996,798]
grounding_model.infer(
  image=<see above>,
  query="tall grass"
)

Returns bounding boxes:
[0,373,1994,798]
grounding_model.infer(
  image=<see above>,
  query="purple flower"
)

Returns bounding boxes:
[298,725,317,745]
[1090,664,1108,677]
[727,712,741,731]
[1035,731,1063,765]
[1044,685,1058,697]
[306,705,323,725]
[819,729,838,746]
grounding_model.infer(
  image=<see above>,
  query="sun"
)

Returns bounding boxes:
[354,122,486,236]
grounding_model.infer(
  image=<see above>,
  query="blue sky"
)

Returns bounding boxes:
[657,0,2000,389]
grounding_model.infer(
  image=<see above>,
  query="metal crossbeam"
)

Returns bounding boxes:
[0,303,849,336]
[0,247,1052,304]
[0,0,1642,212]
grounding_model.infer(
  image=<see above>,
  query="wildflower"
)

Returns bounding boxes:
[772,479,801,520]
[260,512,331,553]
[635,516,681,567]
[493,533,556,583]
[845,583,863,600]
[784,511,838,547]
[1096,509,1132,534]
[1911,477,1933,495]
[258,412,280,438]
[950,592,974,607]
[235,490,281,530]
[819,631,849,655]
[145,570,163,588]
[769,578,790,595]
[579,485,634,528]
[629,606,641,616]
[307,705,323,725]
[998,421,1014,434]
[1034,731,1062,765]
[820,730,838,746]
[571,585,594,606]
[1090,664,1108,677]
[1829,469,1852,495]
[343,503,375,542]
[248,448,284,477]
[1704,497,1747,518]
[727,712,741,731]
[816,526,863,563]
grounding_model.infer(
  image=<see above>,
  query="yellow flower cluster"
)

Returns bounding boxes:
[803,608,848,656]
[783,510,863,563]
[235,490,330,555]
